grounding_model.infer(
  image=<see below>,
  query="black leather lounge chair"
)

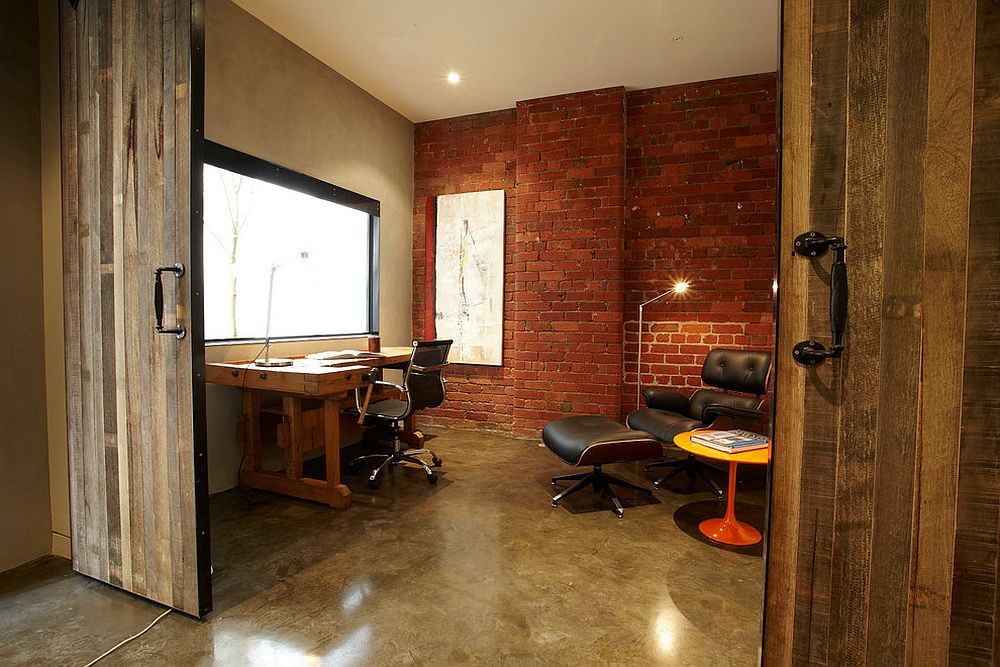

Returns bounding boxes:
[626,348,772,497]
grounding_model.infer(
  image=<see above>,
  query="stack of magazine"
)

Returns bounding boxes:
[691,429,769,454]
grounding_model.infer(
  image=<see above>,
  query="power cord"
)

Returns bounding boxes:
[234,343,269,508]
[82,608,171,666]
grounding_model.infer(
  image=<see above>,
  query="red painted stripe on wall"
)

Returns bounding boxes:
[424,196,436,340]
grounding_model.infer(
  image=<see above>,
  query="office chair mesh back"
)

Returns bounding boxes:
[408,371,446,412]
[411,339,452,369]
[405,339,452,413]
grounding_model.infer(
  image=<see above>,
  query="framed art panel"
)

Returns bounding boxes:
[434,190,505,365]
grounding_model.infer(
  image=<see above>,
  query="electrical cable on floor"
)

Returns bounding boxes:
[235,342,269,508]
[82,608,171,667]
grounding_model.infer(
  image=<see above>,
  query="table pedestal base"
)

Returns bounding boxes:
[699,516,761,545]
[699,460,762,546]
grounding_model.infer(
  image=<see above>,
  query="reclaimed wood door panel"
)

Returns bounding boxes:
[766,0,998,663]
[60,0,210,616]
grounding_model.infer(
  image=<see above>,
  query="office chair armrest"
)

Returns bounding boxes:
[371,379,405,394]
[354,379,408,416]
[700,403,766,423]
[642,387,690,414]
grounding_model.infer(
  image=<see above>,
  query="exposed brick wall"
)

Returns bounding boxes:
[412,74,777,435]
[510,88,626,434]
[623,74,777,413]
[411,110,517,431]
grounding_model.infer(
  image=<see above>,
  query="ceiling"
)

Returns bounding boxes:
[230,0,779,123]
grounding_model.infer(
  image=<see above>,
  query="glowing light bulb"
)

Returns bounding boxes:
[672,280,690,294]
[447,71,461,84]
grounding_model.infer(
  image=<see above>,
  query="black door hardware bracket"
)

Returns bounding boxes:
[154,263,187,339]
[792,231,847,366]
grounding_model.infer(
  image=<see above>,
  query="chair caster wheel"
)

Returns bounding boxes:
[367,478,380,490]
[551,500,559,508]
[427,472,438,485]
[432,457,442,467]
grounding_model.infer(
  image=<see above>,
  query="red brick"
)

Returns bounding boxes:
[413,74,776,434]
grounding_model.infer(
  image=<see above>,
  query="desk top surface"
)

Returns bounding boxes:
[674,430,771,465]
[205,346,413,396]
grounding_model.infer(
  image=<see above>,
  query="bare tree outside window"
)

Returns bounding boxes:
[205,171,253,337]
[202,161,372,342]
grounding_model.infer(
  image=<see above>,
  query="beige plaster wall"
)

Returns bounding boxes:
[0,1,53,571]
[205,0,414,347]
[203,0,415,492]
[39,0,70,561]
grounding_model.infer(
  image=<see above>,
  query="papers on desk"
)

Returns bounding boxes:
[304,349,387,361]
[292,357,360,368]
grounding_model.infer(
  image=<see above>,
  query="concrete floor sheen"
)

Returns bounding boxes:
[0,427,765,665]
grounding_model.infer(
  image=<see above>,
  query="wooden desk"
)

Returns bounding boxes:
[206,347,413,509]
[674,430,770,546]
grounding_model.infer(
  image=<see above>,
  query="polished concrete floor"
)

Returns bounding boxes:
[0,427,766,665]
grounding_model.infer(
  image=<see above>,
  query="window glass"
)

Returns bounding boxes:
[203,163,371,341]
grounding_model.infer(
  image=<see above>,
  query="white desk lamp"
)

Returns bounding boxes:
[256,251,310,367]
[636,280,690,409]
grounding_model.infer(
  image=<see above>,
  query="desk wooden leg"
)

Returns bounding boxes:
[399,415,425,448]
[283,396,304,480]
[324,398,351,509]
[239,392,262,487]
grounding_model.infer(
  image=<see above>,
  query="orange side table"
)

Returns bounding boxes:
[674,430,771,546]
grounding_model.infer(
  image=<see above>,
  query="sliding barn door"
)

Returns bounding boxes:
[766,0,998,663]
[60,0,210,616]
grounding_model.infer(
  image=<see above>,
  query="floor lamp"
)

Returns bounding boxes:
[636,280,690,409]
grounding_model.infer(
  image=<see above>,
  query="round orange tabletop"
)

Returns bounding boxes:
[674,430,770,546]
[673,430,771,465]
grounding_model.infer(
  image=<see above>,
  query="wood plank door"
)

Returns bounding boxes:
[765,0,998,663]
[60,0,210,616]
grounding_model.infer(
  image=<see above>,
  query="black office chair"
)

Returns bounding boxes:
[626,348,772,497]
[349,339,452,488]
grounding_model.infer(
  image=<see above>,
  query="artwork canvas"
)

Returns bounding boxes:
[435,190,505,365]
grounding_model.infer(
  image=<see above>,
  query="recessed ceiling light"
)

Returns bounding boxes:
[447,71,461,84]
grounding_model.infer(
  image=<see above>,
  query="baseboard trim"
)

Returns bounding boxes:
[51,532,71,559]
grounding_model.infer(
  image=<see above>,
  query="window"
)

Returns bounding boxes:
[202,142,379,342]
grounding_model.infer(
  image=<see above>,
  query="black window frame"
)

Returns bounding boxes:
[202,141,380,345]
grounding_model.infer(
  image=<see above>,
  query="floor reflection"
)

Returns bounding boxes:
[0,427,765,665]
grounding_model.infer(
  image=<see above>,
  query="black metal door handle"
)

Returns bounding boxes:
[792,231,847,366]
[154,263,186,339]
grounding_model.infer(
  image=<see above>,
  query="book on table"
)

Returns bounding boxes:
[304,349,387,361]
[690,429,770,453]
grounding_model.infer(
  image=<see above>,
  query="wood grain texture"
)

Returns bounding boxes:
[762,0,811,663]
[60,0,205,616]
[829,1,888,662]
[797,2,850,663]
[867,0,930,663]
[767,0,991,662]
[915,0,977,663]
[950,1,1000,663]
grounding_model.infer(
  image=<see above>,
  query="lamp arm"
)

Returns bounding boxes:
[263,264,277,362]
[636,289,679,409]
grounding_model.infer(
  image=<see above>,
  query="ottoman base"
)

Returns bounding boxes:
[551,464,654,518]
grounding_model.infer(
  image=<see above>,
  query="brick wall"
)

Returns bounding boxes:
[623,74,777,413]
[412,110,517,430]
[510,88,626,434]
[412,74,777,435]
